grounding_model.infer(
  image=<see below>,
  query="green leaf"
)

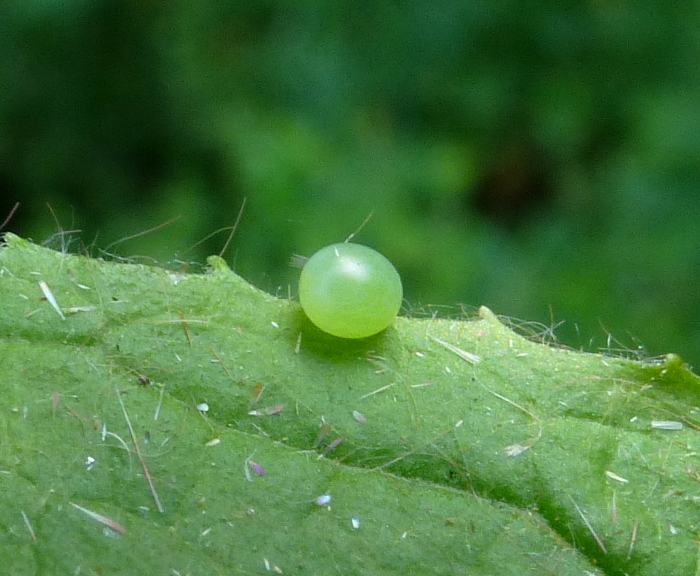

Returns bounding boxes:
[1,232,698,575]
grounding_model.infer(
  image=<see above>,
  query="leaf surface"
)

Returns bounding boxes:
[1,233,698,575]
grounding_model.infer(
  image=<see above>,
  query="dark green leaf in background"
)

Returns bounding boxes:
[2,2,699,368]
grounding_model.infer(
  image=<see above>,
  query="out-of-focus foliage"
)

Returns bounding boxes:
[1,1,699,366]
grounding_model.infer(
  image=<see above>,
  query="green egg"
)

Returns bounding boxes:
[299,243,403,339]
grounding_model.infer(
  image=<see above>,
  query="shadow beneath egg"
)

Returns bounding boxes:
[289,308,398,362]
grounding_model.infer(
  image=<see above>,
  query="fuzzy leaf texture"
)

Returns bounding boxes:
[1,233,699,576]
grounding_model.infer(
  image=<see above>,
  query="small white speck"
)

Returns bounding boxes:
[197,403,209,413]
[351,517,361,530]
[410,382,433,388]
[505,443,530,457]
[85,456,96,470]
[38,280,65,320]
[352,410,367,423]
[315,494,331,506]
[651,420,683,430]
[271,321,279,329]
[605,470,629,484]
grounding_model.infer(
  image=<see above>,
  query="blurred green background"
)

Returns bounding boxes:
[1,1,698,367]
